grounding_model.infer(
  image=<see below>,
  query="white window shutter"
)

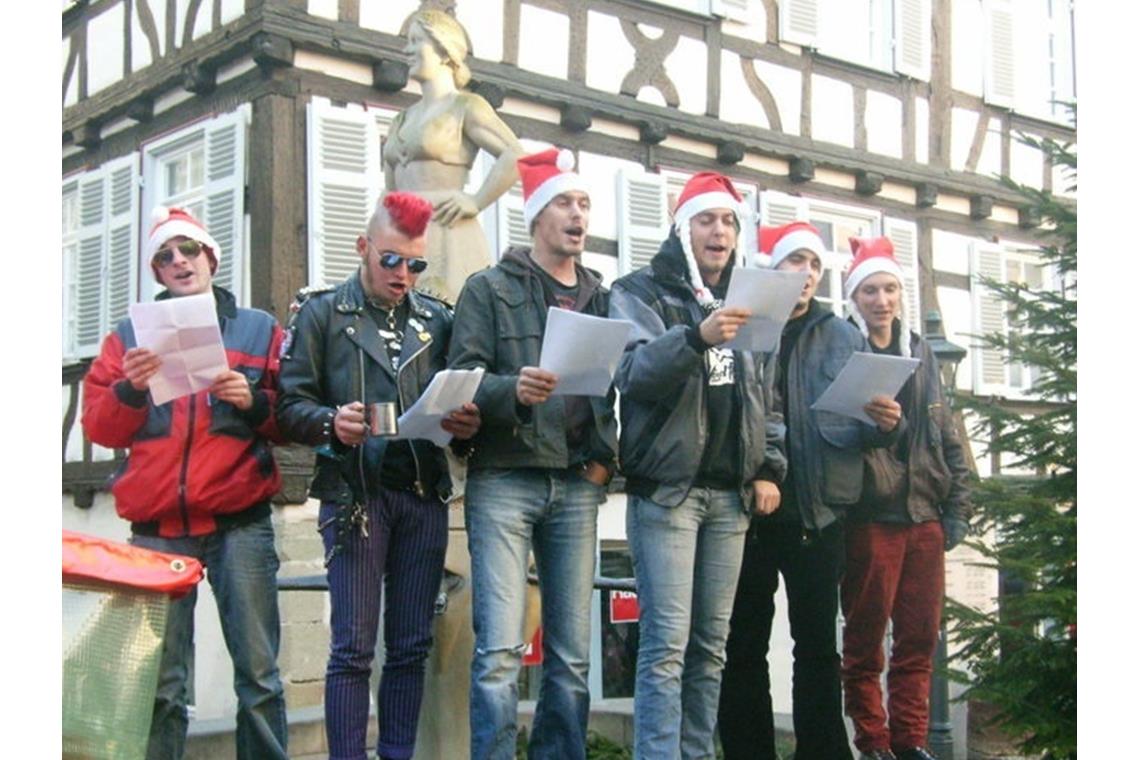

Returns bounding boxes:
[616,170,669,276]
[104,153,139,330]
[307,97,382,288]
[495,181,530,257]
[970,242,1008,395]
[893,0,930,80]
[203,108,248,301]
[712,0,753,23]
[780,0,819,47]
[984,0,1016,108]
[73,172,108,357]
[759,189,807,226]
[884,216,921,335]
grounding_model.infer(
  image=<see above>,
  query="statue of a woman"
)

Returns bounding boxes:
[384,9,523,303]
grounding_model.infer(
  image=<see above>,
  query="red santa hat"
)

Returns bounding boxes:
[517,147,590,230]
[758,221,826,269]
[845,235,911,356]
[672,172,756,306]
[146,206,221,282]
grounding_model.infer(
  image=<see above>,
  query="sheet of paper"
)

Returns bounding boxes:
[129,292,229,406]
[810,352,921,425]
[392,368,485,447]
[722,268,810,353]
[538,308,634,397]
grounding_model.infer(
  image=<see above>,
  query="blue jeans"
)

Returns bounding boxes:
[320,491,448,760]
[131,513,288,760]
[465,467,604,760]
[627,489,750,760]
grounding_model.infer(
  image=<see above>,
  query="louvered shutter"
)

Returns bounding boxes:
[73,172,107,356]
[984,0,1016,108]
[780,0,819,47]
[617,170,669,276]
[971,242,1008,395]
[104,154,139,330]
[307,97,382,287]
[893,0,930,80]
[495,181,530,257]
[712,0,753,23]
[884,217,921,334]
[202,109,247,300]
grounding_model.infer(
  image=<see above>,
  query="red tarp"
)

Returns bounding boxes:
[62,530,203,598]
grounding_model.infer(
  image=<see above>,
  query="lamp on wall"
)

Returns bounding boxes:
[923,309,966,760]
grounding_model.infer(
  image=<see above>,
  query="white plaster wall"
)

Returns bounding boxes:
[457,0,504,63]
[586,12,636,96]
[307,0,338,21]
[811,75,854,148]
[949,107,978,174]
[359,0,419,34]
[667,35,709,116]
[720,53,771,131]
[518,5,569,81]
[914,96,929,165]
[865,90,903,159]
[974,116,1003,179]
[950,0,984,97]
[219,0,245,26]
[752,58,802,137]
[87,4,124,96]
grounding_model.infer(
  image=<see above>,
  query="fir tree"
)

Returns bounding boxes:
[945,113,1076,760]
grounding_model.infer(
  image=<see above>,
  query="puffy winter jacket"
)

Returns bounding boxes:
[82,287,284,537]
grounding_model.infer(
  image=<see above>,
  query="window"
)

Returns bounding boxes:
[62,154,139,360]
[779,0,931,80]
[141,108,248,303]
[971,242,1053,397]
[984,0,1075,121]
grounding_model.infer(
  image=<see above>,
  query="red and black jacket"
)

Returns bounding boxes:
[82,287,285,538]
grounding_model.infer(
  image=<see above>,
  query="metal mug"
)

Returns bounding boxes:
[368,401,398,436]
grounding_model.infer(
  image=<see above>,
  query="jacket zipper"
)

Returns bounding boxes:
[178,394,197,536]
[398,337,432,497]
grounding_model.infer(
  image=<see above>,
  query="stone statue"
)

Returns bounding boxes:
[384,9,523,303]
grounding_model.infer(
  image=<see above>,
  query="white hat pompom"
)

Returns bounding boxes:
[556,149,575,172]
[151,205,171,226]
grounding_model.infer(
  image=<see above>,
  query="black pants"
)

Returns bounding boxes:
[717,518,853,760]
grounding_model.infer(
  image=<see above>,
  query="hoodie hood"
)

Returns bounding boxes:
[650,229,734,304]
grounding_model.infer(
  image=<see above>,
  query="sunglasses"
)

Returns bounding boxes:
[153,239,207,268]
[377,250,429,274]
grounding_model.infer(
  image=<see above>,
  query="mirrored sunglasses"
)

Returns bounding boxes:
[153,239,206,268]
[378,251,428,274]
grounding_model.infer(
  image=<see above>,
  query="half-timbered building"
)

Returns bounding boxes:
[62,0,1076,751]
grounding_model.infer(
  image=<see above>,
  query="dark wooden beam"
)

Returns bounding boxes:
[855,170,883,196]
[372,59,408,92]
[916,182,939,208]
[470,80,505,110]
[1018,205,1042,229]
[182,59,217,94]
[248,91,307,322]
[251,31,294,69]
[126,96,155,122]
[74,121,101,149]
[560,104,593,133]
[969,194,994,220]
[716,140,744,165]
[789,157,815,183]
[639,120,668,145]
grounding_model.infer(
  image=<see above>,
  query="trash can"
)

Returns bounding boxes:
[62,530,203,760]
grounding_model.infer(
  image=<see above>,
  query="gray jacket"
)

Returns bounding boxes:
[779,304,900,531]
[447,247,618,471]
[609,233,787,509]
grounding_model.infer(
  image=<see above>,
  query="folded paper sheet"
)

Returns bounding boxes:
[722,268,810,353]
[129,292,229,406]
[391,368,485,447]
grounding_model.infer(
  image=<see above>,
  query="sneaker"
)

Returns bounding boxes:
[895,749,938,760]
[859,752,897,760]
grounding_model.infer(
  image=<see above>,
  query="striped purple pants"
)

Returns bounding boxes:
[319,489,448,760]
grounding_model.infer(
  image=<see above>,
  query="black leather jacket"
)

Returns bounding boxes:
[447,247,618,472]
[276,273,455,504]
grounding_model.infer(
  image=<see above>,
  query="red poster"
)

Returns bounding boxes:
[522,626,543,665]
[609,590,640,623]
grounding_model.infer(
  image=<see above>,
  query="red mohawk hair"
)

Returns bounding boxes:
[382,192,433,238]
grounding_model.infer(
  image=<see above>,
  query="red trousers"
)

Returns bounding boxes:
[840,521,944,753]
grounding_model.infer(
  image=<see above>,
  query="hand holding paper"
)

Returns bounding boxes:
[722,268,810,353]
[538,308,634,396]
[128,292,229,406]
[392,368,484,447]
[810,352,920,425]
